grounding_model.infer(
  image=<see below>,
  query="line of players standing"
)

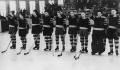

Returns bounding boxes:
[7,9,120,56]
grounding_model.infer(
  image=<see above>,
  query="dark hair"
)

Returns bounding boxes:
[33,9,40,17]
[19,12,24,18]
[97,10,102,13]
[111,9,117,11]
[94,10,102,16]
[81,12,85,15]
[57,11,61,13]
[11,11,15,15]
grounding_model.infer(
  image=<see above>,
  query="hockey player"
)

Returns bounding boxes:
[18,12,29,50]
[78,12,91,53]
[43,12,53,51]
[68,11,78,52]
[91,11,107,55]
[8,11,18,49]
[54,11,66,52]
[107,10,120,56]
[31,10,42,50]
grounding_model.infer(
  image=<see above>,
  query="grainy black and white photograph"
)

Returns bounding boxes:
[0,0,120,70]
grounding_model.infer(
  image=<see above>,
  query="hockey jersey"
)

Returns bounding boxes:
[94,16,107,29]
[108,15,120,28]
[68,15,78,26]
[8,15,18,27]
[78,17,90,28]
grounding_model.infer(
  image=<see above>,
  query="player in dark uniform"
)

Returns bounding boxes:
[18,12,29,50]
[78,12,91,53]
[54,11,66,52]
[107,10,120,56]
[31,10,42,50]
[43,12,53,51]
[68,11,78,52]
[91,11,107,55]
[8,11,18,49]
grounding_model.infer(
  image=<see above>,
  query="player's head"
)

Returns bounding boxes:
[81,12,86,18]
[19,12,24,19]
[60,11,63,14]
[9,11,15,17]
[57,11,61,17]
[111,10,117,15]
[97,10,102,17]
[70,11,74,16]
[44,12,49,16]
[33,9,39,16]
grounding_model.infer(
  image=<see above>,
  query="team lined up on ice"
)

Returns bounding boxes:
[7,9,120,56]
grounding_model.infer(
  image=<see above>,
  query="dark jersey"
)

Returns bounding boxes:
[18,18,29,36]
[94,16,107,29]
[43,15,53,28]
[68,15,78,26]
[56,16,66,25]
[43,16,51,25]
[18,19,28,28]
[109,15,120,28]
[8,16,17,26]
[78,17,90,28]
[32,15,40,24]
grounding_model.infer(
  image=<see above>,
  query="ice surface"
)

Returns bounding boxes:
[0,29,120,70]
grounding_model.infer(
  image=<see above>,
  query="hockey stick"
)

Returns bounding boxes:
[24,42,34,55]
[1,40,12,53]
[17,39,27,55]
[24,35,40,55]
[58,52,62,57]
[17,48,23,55]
